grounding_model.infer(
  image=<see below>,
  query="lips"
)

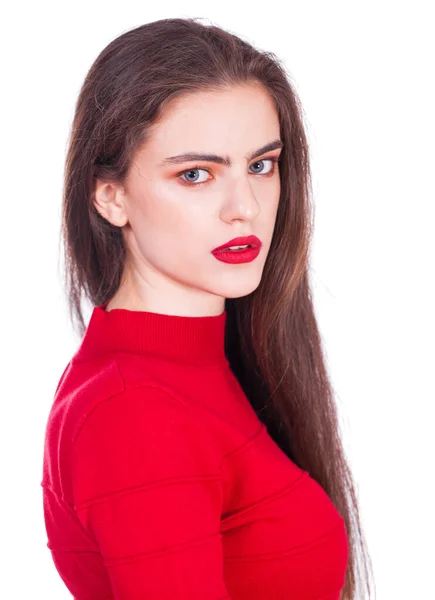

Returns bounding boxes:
[212,235,262,253]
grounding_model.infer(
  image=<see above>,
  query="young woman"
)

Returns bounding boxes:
[41,17,375,600]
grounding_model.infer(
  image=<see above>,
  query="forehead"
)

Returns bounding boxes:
[142,83,280,155]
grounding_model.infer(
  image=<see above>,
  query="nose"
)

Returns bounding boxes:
[219,176,260,223]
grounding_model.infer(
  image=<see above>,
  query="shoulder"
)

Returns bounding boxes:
[73,383,197,448]
[71,384,223,507]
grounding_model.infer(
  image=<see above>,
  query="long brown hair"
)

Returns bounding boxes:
[60,17,375,599]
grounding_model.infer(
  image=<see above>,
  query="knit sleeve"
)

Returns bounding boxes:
[72,385,231,600]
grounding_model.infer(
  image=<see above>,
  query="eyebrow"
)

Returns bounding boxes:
[159,139,284,167]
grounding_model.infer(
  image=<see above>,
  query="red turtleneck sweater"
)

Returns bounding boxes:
[41,301,348,599]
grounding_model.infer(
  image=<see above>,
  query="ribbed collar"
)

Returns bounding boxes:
[73,300,229,367]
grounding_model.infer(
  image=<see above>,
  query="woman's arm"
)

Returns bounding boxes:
[72,385,231,599]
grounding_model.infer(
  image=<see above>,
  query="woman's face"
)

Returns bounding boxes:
[95,82,282,316]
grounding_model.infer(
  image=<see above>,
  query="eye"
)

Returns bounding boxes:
[179,168,211,185]
[249,158,276,174]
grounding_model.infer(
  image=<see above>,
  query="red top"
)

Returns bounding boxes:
[41,301,349,599]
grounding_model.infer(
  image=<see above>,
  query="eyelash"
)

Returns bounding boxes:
[176,157,280,188]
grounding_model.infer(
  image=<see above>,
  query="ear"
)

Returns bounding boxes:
[93,179,129,227]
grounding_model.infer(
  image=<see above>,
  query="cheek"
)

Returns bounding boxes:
[132,196,206,262]
[268,179,281,216]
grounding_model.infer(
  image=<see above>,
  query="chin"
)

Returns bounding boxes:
[215,279,262,300]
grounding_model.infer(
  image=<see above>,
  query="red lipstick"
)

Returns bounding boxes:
[212,235,262,252]
[211,235,262,264]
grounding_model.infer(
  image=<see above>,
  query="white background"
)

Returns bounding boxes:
[1,1,434,598]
